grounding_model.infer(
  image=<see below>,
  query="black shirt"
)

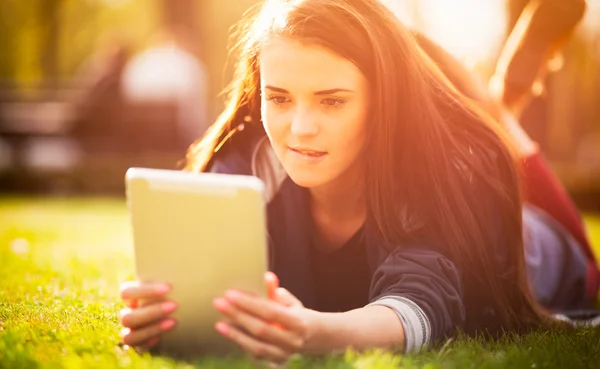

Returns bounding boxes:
[310,226,372,312]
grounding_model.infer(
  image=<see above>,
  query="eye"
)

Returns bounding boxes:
[266,94,291,106]
[321,97,346,108]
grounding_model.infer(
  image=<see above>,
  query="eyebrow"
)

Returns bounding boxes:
[265,85,354,95]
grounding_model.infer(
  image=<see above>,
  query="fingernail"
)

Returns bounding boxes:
[155,284,171,294]
[225,290,241,301]
[161,301,177,313]
[215,321,229,335]
[160,319,176,331]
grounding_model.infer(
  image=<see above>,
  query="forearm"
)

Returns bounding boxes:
[303,306,404,355]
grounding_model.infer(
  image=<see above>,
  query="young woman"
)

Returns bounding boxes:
[118,0,598,364]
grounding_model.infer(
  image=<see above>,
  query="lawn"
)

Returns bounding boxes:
[1,197,599,368]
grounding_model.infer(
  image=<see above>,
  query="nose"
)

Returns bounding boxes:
[290,106,319,137]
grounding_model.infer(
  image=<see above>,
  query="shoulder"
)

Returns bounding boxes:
[206,123,288,203]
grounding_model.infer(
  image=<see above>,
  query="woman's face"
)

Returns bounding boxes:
[259,37,370,189]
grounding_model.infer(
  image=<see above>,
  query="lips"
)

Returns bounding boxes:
[289,147,327,157]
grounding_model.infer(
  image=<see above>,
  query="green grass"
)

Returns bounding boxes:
[1,197,600,368]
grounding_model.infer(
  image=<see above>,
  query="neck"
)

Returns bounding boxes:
[309,165,366,224]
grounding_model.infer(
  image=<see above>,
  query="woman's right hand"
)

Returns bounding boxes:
[118,281,178,351]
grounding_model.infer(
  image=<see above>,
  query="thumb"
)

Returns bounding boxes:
[265,271,280,300]
[264,272,302,307]
[274,287,301,307]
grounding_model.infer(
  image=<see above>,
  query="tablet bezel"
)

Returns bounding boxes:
[125,167,269,358]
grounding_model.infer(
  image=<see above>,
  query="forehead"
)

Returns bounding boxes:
[259,37,366,91]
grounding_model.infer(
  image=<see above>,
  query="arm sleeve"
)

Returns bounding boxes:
[367,247,465,352]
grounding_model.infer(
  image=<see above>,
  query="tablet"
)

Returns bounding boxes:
[125,167,268,358]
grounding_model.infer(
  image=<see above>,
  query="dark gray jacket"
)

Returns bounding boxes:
[206,123,591,352]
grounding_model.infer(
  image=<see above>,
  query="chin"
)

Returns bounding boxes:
[285,169,328,189]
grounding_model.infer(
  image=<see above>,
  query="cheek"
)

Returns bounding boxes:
[261,105,281,139]
[337,131,366,168]
[334,112,368,157]
[261,106,292,161]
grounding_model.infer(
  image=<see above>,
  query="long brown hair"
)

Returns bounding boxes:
[185,0,547,335]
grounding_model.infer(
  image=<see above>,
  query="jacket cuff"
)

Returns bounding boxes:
[367,295,431,353]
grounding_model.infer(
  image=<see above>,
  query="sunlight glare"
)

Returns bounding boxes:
[420,0,506,68]
[382,0,507,70]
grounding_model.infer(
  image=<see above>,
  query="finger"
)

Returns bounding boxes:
[119,281,138,308]
[215,321,290,363]
[121,318,176,347]
[135,336,160,354]
[122,296,169,311]
[224,290,304,331]
[120,301,178,329]
[121,294,138,309]
[137,296,169,308]
[213,298,304,352]
[120,281,171,302]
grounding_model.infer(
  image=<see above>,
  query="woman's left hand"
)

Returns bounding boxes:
[212,273,315,364]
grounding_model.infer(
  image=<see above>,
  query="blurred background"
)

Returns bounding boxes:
[0,0,599,210]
